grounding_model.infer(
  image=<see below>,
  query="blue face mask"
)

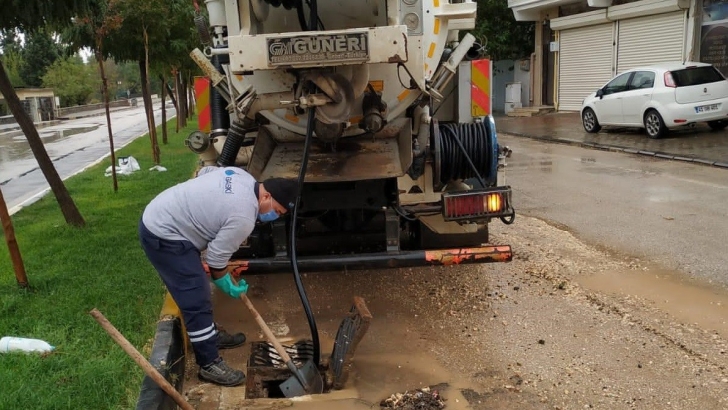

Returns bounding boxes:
[258,197,279,222]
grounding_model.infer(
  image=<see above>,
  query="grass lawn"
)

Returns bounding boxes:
[0,117,200,409]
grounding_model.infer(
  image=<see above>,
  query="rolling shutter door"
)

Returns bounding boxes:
[558,24,614,111]
[616,11,686,74]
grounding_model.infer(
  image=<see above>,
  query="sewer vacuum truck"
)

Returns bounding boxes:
[185,0,515,273]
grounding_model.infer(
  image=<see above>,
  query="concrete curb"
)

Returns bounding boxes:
[135,295,187,410]
[135,317,186,410]
[502,131,728,169]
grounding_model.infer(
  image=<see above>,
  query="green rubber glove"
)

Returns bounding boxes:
[212,273,249,298]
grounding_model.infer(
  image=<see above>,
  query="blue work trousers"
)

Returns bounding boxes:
[138,219,219,367]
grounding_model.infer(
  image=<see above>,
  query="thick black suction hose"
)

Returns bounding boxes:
[289,106,320,366]
[210,54,230,139]
[308,0,317,32]
[296,2,308,31]
[194,12,211,46]
[247,0,321,364]
[287,0,321,367]
[216,120,245,166]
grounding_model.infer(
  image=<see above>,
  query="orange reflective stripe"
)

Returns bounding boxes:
[471,60,491,117]
[194,76,211,133]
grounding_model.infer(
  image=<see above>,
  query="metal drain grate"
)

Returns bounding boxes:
[249,339,315,368]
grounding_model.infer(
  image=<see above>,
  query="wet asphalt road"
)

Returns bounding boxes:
[0,103,170,213]
[495,112,728,166]
[498,133,728,288]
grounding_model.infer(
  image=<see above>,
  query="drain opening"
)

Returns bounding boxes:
[245,340,322,399]
[258,378,286,398]
[244,297,372,399]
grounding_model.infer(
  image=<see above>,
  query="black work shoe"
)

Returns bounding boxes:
[198,358,246,386]
[217,328,246,349]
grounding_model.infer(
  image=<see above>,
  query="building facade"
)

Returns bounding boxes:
[0,88,57,123]
[508,0,726,111]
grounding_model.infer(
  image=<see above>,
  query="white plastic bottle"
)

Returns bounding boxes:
[0,336,55,353]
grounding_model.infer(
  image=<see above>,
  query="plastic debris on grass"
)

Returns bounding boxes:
[380,387,446,409]
[105,156,140,177]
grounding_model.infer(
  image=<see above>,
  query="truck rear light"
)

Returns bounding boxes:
[442,187,514,222]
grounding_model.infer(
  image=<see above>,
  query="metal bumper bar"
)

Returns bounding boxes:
[226,245,512,275]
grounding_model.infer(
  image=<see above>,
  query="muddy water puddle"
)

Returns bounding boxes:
[258,349,470,410]
[184,274,480,410]
[577,265,728,338]
[185,319,477,410]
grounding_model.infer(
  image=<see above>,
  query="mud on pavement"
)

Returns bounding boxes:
[181,215,728,410]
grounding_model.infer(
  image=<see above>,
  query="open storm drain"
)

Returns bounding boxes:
[245,296,372,399]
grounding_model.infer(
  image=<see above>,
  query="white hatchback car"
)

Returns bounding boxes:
[581,62,728,138]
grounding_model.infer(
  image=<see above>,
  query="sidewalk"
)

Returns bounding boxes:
[0,98,165,134]
[0,106,133,134]
[55,104,136,120]
[494,112,728,169]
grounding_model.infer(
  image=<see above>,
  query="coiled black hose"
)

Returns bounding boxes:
[437,122,494,187]
[437,120,516,224]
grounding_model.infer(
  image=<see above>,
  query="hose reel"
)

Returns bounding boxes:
[431,118,498,190]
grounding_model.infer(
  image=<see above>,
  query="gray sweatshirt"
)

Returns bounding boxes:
[142,166,258,269]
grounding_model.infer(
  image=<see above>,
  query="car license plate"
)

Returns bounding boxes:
[695,103,720,113]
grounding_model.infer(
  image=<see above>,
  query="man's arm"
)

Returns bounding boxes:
[208,265,229,280]
[205,215,255,275]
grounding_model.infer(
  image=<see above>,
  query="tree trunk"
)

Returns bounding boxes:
[166,79,178,113]
[173,67,180,133]
[0,61,85,227]
[187,73,195,118]
[97,50,118,192]
[178,70,187,128]
[160,74,168,145]
[144,27,159,163]
[139,59,152,138]
[140,27,160,164]
[0,187,28,288]
[138,58,158,164]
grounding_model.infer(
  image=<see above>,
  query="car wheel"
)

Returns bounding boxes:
[708,120,728,131]
[643,110,667,139]
[582,108,601,133]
